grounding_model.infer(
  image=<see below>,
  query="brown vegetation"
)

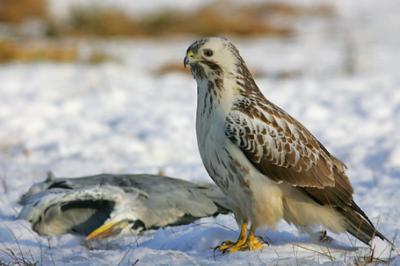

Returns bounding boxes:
[54,2,334,38]
[0,0,335,38]
[0,40,113,64]
[46,4,294,38]
[0,0,46,23]
[0,40,77,63]
[0,0,335,64]
[241,2,335,17]
[156,62,188,76]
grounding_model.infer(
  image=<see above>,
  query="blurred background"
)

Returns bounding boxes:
[0,0,399,185]
[0,0,334,67]
[0,0,400,264]
[0,0,399,74]
[0,0,399,191]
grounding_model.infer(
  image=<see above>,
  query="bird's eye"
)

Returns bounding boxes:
[203,49,213,57]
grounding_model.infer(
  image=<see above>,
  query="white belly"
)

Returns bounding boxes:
[197,116,284,226]
[195,78,285,227]
[199,126,346,231]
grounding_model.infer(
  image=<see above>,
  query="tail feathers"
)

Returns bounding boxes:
[342,201,392,246]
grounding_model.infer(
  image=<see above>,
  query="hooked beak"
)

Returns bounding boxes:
[184,50,195,68]
[86,220,130,240]
[184,56,189,68]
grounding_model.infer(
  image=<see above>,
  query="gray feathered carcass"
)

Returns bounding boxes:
[19,172,232,240]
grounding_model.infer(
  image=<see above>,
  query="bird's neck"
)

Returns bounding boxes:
[234,63,263,99]
[202,64,261,101]
[195,75,235,146]
[195,74,235,120]
[194,60,265,123]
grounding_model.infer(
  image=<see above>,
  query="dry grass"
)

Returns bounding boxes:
[0,1,334,38]
[0,40,113,64]
[243,2,335,17]
[86,51,116,64]
[45,2,334,38]
[0,229,38,266]
[45,5,291,38]
[0,0,46,23]
[0,40,77,63]
[0,250,37,266]
[156,62,188,76]
[46,8,143,37]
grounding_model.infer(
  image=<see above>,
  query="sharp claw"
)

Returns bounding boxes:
[215,237,266,253]
[318,230,333,243]
[214,240,234,253]
[259,236,271,246]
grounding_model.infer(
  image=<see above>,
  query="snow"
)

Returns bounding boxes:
[1,0,400,265]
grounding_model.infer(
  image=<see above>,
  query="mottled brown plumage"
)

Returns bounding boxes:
[185,37,389,251]
[225,92,387,244]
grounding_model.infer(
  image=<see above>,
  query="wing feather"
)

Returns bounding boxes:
[225,97,353,203]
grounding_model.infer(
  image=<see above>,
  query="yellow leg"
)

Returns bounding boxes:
[216,222,248,253]
[244,225,264,251]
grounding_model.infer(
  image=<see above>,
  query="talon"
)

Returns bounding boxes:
[318,230,333,243]
[215,239,247,253]
[215,224,267,253]
[215,240,235,253]
[215,222,248,254]
[259,236,271,246]
[246,235,264,251]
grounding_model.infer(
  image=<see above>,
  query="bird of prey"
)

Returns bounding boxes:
[19,172,231,240]
[184,37,390,253]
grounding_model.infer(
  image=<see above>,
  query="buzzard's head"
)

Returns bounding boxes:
[184,37,245,81]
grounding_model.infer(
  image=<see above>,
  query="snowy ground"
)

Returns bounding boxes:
[1,0,400,265]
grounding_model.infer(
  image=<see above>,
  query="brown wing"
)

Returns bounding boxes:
[225,98,391,245]
[225,98,354,207]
